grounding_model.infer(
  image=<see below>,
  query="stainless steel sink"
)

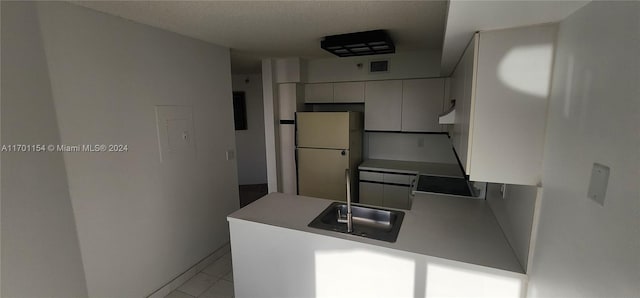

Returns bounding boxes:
[308,202,405,242]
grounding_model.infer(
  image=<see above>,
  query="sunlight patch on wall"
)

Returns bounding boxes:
[315,249,415,298]
[498,44,554,98]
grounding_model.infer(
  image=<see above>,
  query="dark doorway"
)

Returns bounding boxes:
[232,91,247,130]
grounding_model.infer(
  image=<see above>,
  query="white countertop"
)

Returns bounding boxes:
[227,192,524,274]
[359,159,464,178]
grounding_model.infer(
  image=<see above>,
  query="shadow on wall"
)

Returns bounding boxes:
[1,1,88,296]
[238,184,268,208]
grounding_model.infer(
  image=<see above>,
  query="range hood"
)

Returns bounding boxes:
[321,30,395,57]
[438,100,456,124]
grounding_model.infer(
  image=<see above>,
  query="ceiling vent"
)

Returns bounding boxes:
[370,60,389,73]
[321,30,395,57]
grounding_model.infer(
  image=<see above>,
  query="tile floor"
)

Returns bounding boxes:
[165,248,234,298]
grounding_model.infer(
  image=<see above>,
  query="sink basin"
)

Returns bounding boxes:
[308,202,405,242]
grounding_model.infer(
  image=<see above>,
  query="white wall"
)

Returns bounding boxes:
[528,2,640,297]
[274,57,305,83]
[261,59,280,193]
[1,2,88,296]
[306,50,442,83]
[365,133,458,164]
[5,2,240,297]
[232,74,267,185]
[486,184,539,272]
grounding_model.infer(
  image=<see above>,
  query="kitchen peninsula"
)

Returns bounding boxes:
[227,193,527,298]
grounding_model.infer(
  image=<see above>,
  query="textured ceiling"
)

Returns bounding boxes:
[440,0,589,76]
[72,1,448,74]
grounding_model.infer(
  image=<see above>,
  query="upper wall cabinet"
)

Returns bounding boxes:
[304,83,333,103]
[401,78,445,132]
[304,82,365,103]
[450,24,557,186]
[364,79,445,132]
[333,82,365,103]
[364,80,403,131]
[451,37,475,180]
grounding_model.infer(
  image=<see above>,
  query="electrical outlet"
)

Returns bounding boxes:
[588,163,609,206]
[500,184,507,199]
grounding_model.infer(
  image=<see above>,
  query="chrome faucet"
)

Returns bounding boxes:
[345,169,353,232]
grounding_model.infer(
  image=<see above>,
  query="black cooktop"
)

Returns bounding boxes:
[416,175,473,197]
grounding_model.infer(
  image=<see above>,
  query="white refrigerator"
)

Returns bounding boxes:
[296,112,363,201]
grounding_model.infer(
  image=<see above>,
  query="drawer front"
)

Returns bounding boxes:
[359,171,384,182]
[383,173,413,185]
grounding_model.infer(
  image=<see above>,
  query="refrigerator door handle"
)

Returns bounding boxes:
[341,150,346,156]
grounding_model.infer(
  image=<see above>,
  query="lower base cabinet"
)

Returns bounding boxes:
[359,171,414,209]
[359,182,383,206]
[383,184,410,209]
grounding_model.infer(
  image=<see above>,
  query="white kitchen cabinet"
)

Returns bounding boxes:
[359,182,383,206]
[383,185,410,209]
[304,83,333,103]
[358,170,413,209]
[364,80,403,131]
[401,78,445,132]
[451,35,475,175]
[450,24,556,185]
[333,82,365,103]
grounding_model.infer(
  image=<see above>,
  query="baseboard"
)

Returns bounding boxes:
[146,242,231,298]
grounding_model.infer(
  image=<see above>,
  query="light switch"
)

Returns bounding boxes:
[500,184,507,199]
[226,150,235,160]
[587,163,610,206]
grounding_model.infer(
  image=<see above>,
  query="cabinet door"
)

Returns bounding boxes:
[401,78,445,132]
[383,185,410,209]
[364,80,403,131]
[334,82,365,103]
[304,83,333,103]
[451,34,477,175]
[450,58,464,160]
[470,25,554,185]
[359,182,383,206]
